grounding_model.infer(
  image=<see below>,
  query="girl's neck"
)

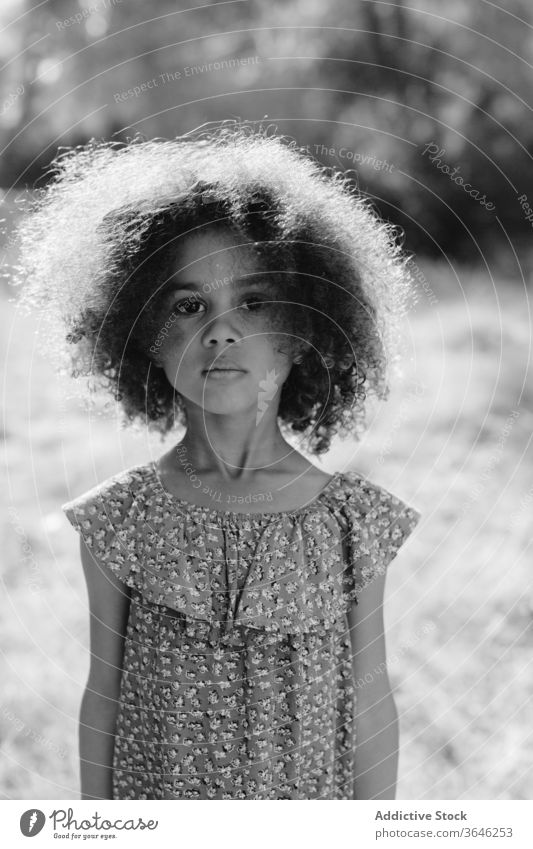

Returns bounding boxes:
[177,403,302,482]
[157,409,331,511]
[176,433,301,482]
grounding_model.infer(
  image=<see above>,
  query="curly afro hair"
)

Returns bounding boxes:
[12,121,415,455]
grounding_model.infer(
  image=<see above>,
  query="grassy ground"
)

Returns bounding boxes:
[1,256,532,799]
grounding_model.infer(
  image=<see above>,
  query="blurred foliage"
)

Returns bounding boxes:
[0,0,532,266]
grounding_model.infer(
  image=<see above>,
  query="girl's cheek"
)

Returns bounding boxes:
[150,316,187,359]
[243,303,294,333]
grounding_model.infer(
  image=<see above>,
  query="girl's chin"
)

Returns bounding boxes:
[177,386,253,407]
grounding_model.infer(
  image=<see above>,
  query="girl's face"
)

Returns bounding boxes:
[152,225,297,417]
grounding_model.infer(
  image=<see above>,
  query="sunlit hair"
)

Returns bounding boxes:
[13,121,415,454]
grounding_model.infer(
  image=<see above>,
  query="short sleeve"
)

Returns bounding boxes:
[341,472,421,602]
[61,472,143,589]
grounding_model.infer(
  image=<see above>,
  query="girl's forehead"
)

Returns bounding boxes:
[173,227,264,279]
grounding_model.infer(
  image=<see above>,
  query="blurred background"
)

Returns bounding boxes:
[1,0,532,800]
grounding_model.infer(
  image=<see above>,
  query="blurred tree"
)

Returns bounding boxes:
[0,0,531,266]
[248,0,533,265]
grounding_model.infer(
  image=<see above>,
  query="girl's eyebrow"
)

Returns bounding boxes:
[166,277,267,293]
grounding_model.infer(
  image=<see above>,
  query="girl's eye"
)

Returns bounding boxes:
[241,296,266,312]
[171,295,268,316]
[173,299,205,315]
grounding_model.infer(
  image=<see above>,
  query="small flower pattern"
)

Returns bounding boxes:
[62,462,420,800]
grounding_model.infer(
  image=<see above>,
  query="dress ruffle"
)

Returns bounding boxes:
[62,463,420,643]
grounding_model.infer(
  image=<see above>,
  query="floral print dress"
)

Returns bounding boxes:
[62,461,420,800]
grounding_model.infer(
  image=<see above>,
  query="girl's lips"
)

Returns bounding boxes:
[202,368,246,380]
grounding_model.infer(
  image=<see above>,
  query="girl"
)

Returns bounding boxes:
[14,122,420,801]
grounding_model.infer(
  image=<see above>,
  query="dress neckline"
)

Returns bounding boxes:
[146,460,344,521]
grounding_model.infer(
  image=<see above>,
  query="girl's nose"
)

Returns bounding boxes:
[201,309,243,346]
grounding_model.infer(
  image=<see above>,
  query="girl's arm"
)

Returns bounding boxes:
[348,570,399,800]
[78,536,131,800]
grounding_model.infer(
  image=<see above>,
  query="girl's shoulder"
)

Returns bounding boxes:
[332,467,421,524]
[331,468,421,573]
[61,463,153,588]
[61,462,152,529]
